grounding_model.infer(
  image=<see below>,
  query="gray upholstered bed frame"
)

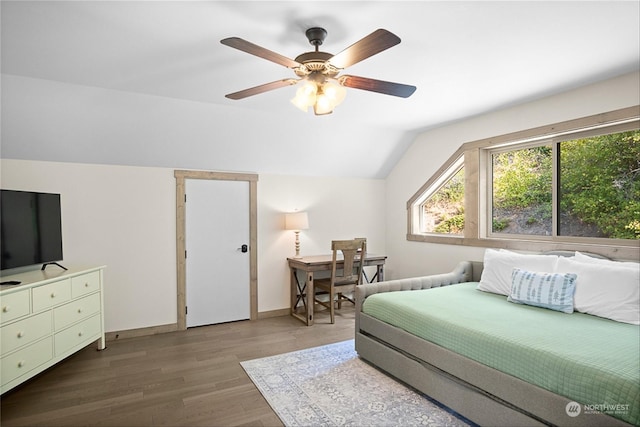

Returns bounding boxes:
[355,260,632,427]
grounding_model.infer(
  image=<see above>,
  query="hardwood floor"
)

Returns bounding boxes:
[1,307,356,426]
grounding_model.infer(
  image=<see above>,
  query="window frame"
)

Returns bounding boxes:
[486,139,555,240]
[414,156,465,235]
[407,106,640,260]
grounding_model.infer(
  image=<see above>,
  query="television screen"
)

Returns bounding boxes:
[1,190,63,271]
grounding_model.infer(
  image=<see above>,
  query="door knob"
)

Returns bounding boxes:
[239,244,248,253]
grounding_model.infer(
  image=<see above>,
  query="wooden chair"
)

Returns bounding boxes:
[314,238,367,323]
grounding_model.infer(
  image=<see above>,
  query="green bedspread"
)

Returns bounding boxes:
[362,282,640,425]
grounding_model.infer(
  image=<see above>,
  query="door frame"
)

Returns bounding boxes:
[174,170,258,330]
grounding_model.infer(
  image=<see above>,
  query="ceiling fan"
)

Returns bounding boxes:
[220,27,416,115]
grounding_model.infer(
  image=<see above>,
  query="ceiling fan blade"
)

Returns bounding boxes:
[328,29,401,69]
[221,37,302,69]
[339,75,416,98]
[225,79,299,100]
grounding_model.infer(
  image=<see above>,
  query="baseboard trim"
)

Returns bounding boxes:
[257,308,289,319]
[106,323,178,341]
[106,310,291,341]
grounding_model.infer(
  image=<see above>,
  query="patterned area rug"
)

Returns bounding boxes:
[241,340,474,426]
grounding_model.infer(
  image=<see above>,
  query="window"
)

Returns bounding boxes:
[491,145,552,235]
[489,130,639,240]
[420,165,465,235]
[409,154,465,237]
[407,106,640,260]
[558,130,639,239]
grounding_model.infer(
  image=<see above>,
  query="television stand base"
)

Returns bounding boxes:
[41,262,68,271]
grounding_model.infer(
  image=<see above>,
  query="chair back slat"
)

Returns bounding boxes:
[314,238,367,323]
[330,238,366,287]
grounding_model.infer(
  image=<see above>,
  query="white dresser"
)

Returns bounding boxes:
[0,266,105,394]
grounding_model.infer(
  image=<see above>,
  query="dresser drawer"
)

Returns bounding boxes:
[53,293,101,331]
[0,311,52,354]
[0,291,30,325]
[32,280,71,312]
[54,314,101,356]
[71,271,100,298]
[1,337,53,387]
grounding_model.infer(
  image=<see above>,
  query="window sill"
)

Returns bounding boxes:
[407,233,639,261]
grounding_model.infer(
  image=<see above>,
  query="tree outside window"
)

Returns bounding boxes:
[421,167,465,234]
[491,130,639,239]
[559,130,639,239]
[492,145,552,235]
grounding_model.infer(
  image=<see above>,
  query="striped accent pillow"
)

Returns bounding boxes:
[508,268,577,313]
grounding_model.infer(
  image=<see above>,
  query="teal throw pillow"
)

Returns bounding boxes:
[508,268,577,314]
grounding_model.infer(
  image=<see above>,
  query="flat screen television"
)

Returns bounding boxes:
[1,190,64,271]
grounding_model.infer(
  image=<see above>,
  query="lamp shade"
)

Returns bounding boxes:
[285,212,309,231]
[290,77,347,115]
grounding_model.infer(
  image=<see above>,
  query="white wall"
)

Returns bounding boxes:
[0,160,177,332]
[385,71,640,280]
[257,174,385,312]
[0,160,385,331]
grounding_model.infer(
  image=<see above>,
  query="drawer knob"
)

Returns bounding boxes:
[84,283,89,287]
[17,331,24,338]
[17,361,25,368]
[77,308,83,314]
[50,292,56,298]
[2,306,9,313]
[78,331,83,337]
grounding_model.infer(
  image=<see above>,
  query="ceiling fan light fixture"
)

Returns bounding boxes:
[291,80,318,112]
[310,79,346,115]
[291,96,311,112]
[322,79,347,107]
[291,77,346,115]
[313,89,334,115]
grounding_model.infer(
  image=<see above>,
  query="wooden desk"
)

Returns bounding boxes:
[287,254,387,326]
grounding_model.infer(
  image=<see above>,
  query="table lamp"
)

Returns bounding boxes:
[285,211,309,258]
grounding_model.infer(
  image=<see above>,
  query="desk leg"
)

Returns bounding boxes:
[290,267,313,326]
[306,272,314,326]
[376,264,384,282]
[362,269,371,283]
[290,267,298,317]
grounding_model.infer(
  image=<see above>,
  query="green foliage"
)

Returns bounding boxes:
[492,146,552,209]
[428,168,465,204]
[491,146,553,234]
[422,167,465,234]
[434,214,465,233]
[491,130,639,239]
[492,217,509,231]
[626,219,640,237]
[559,130,640,239]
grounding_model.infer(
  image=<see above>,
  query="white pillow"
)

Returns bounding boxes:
[478,249,559,296]
[556,256,640,325]
[573,251,640,268]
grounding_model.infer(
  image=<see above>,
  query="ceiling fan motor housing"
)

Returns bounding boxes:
[305,27,327,47]
[293,51,339,78]
[293,27,339,78]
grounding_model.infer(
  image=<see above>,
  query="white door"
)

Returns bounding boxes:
[185,179,250,327]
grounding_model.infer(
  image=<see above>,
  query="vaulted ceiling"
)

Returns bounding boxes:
[2,1,639,178]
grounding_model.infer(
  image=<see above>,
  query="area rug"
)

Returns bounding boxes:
[240,339,474,426]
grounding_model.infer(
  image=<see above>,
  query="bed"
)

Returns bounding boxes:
[355,251,639,426]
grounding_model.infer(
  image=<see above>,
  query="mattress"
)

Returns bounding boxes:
[362,282,640,425]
